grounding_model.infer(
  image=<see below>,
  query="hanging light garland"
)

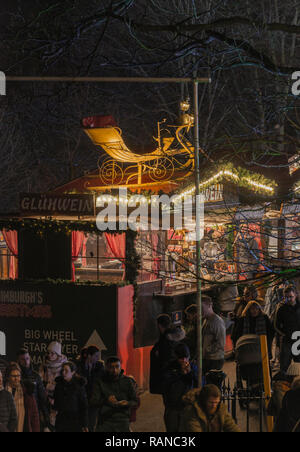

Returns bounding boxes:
[0,218,124,236]
[173,165,277,203]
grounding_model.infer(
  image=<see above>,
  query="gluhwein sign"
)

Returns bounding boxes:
[20,193,95,216]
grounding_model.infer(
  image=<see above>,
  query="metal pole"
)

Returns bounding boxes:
[193,79,202,388]
[96,235,100,281]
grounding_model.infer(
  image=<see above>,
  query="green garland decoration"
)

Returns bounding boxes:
[0,219,141,291]
[173,163,277,197]
[0,218,106,236]
[0,218,132,238]
[0,278,128,288]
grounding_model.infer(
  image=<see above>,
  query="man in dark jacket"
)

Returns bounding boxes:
[17,348,50,429]
[0,369,17,432]
[76,345,104,432]
[274,286,300,372]
[150,314,186,394]
[77,346,104,399]
[90,356,138,432]
[162,343,198,432]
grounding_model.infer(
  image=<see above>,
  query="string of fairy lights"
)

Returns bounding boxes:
[96,168,277,206]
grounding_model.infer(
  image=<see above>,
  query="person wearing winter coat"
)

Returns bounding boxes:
[274,378,300,432]
[150,314,186,394]
[90,356,138,433]
[231,300,274,358]
[76,345,104,432]
[202,297,226,375]
[181,385,241,433]
[162,343,198,432]
[40,341,68,399]
[263,281,286,320]
[5,363,40,432]
[39,341,68,427]
[53,361,89,432]
[233,285,263,320]
[0,369,17,432]
[268,362,300,420]
[274,286,300,372]
[17,348,50,429]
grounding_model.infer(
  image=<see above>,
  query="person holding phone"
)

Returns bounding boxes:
[90,356,138,432]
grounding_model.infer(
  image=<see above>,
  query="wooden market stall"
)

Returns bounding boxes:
[0,114,281,388]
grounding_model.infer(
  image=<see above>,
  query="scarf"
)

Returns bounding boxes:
[6,384,25,433]
[43,355,68,396]
[243,314,267,336]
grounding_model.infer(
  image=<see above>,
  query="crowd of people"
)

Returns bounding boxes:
[0,345,140,433]
[149,284,300,433]
[0,282,300,433]
[150,295,239,432]
[231,283,300,432]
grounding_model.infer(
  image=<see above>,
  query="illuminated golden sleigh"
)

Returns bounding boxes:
[82,118,194,189]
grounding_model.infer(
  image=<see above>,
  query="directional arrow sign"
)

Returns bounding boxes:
[84,330,107,359]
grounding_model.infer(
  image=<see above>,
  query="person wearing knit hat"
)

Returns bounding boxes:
[231,300,274,357]
[47,341,62,358]
[39,342,68,429]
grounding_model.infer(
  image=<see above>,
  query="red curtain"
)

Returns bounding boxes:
[2,230,18,279]
[81,236,88,267]
[72,231,85,281]
[105,233,126,279]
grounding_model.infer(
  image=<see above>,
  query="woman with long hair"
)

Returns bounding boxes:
[53,361,89,432]
[5,362,40,432]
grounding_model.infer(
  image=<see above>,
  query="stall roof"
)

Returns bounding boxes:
[51,163,277,200]
[51,166,182,195]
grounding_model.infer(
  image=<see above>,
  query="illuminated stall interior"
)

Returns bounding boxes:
[48,114,278,293]
[0,231,10,279]
[0,114,283,291]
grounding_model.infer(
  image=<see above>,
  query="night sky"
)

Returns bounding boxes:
[0,1,299,210]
